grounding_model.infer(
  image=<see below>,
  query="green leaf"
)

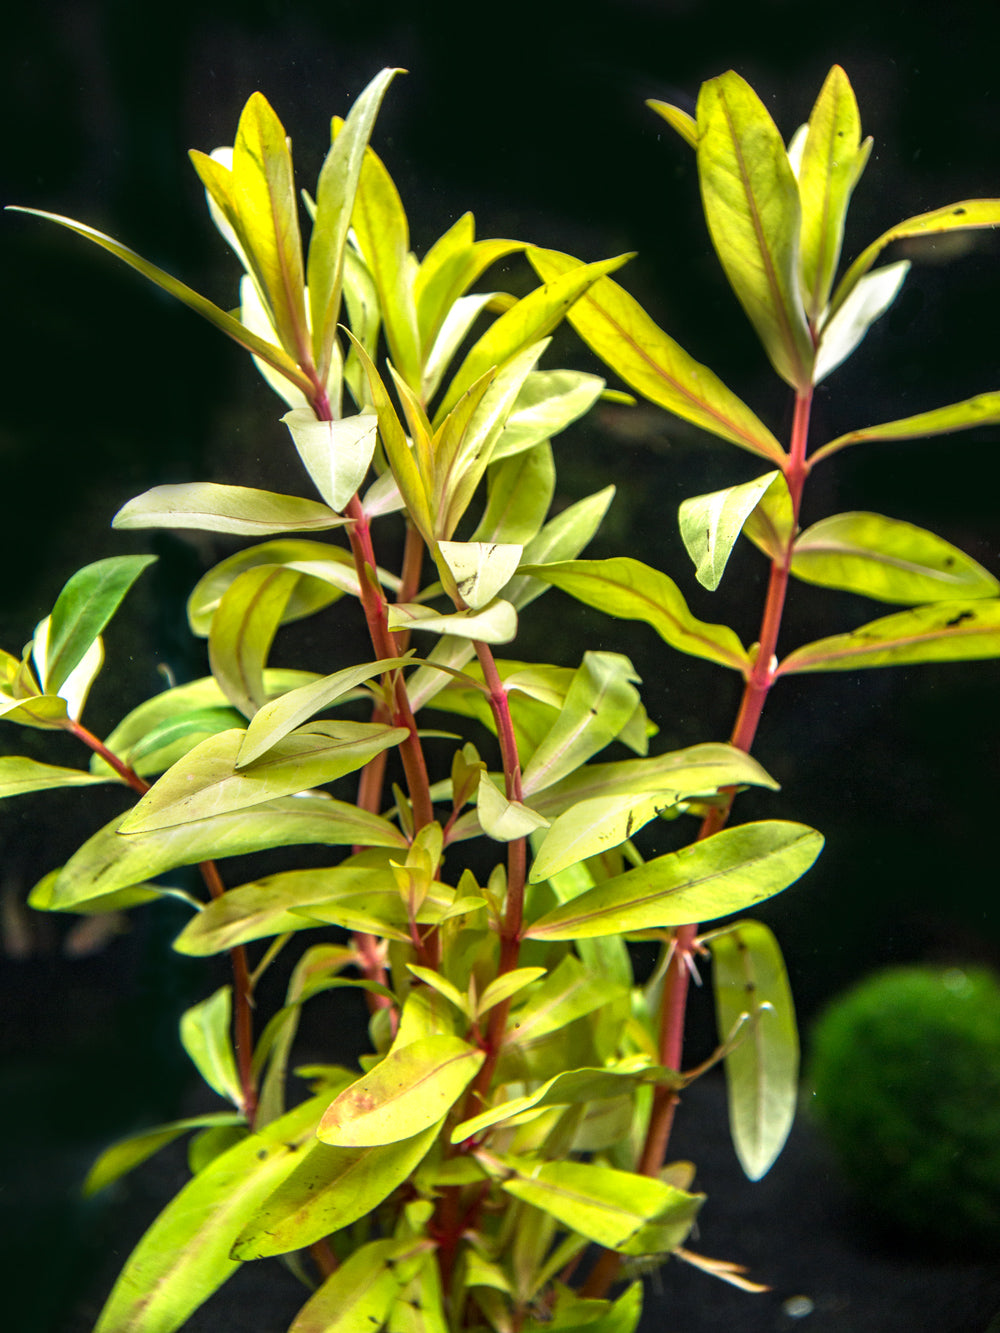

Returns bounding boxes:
[477,771,550,842]
[507,955,626,1044]
[830,198,1000,318]
[0,756,111,799]
[476,966,547,1018]
[47,795,406,910]
[453,1060,657,1142]
[742,472,794,562]
[119,723,409,834]
[172,863,434,954]
[308,69,400,382]
[525,821,823,940]
[288,1238,426,1333]
[238,655,407,765]
[679,472,779,590]
[519,557,750,673]
[83,1114,246,1196]
[796,65,869,321]
[386,599,518,644]
[180,987,243,1107]
[7,207,315,396]
[812,261,909,384]
[473,443,556,545]
[530,793,674,883]
[776,600,1000,674]
[647,98,698,148]
[92,1095,328,1333]
[696,71,813,389]
[113,483,343,535]
[228,93,311,367]
[520,652,641,795]
[318,1035,484,1146]
[528,742,779,822]
[209,566,301,718]
[281,409,378,512]
[351,139,422,387]
[435,255,631,419]
[528,248,785,464]
[790,512,1000,604]
[234,1125,439,1260]
[187,541,359,636]
[708,919,798,1180]
[115,706,247,777]
[809,391,1000,466]
[491,369,606,462]
[91,670,315,777]
[42,555,156,695]
[437,541,524,611]
[499,1158,703,1255]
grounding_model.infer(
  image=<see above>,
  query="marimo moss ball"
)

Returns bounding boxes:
[807,965,1000,1252]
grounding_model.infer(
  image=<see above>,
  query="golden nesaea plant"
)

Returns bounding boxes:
[5,63,1000,1333]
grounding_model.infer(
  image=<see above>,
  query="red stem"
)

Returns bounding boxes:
[583,387,814,1300]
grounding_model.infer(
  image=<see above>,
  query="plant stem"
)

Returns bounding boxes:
[583,387,814,1300]
[63,716,261,1122]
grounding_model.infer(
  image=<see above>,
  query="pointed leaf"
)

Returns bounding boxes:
[119,723,409,833]
[234,1125,439,1261]
[288,1239,424,1333]
[476,966,547,1017]
[473,443,556,545]
[830,198,1000,317]
[0,756,111,799]
[679,472,779,590]
[528,248,784,463]
[386,599,517,644]
[434,254,631,420]
[187,541,358,636]
[282,409,378,511]
[647,99,697,148]
[696,71,813,388]
[47,796,406,910]
[530,793,673,883]
[708,919,798,1180]
[92,1095,328,1333]
[238,656,407,765]
[209,566,301,718]
[113,483,343,535]
[796,65,867,320]
[521,651,641,795]
[790,512,999,604]
[507,955,626,1044]
[776,600,1000,674]
[477,771,550,842]
[491,369,605,461]
[42,555,156,695]
[318,1034,484,1146]
[519,557,750,673]
[526,821,823,939]
[7,207,314,395]
[437,541,524,611]
[812,261,909,384]
[500,1158,703,1254]
[308,69,400,380]
[810,391,1000,465]
[742,472,794,561]
[84,1114,246,1196]
[180,987,243,1107]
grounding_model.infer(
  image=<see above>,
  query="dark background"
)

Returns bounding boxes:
[3,2,1000,1330]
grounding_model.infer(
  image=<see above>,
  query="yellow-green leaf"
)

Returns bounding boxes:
[709,920,798,1180]
[526,821,823,940]
[282,409,378,512]
[679,471,779,590]
[790,512,999,604]
[777,600,1000,674]
[696,71,813,389]
[119,723,408,834]
[318,1034,484,1146]
[0,756,111,799]
[519,557,750,673]
[528,247,785,464]
[209,566,301,718]
[810,391,1000,465]
[288,1238,427,1333]
[647,98,697,148]
[113,483,344,535]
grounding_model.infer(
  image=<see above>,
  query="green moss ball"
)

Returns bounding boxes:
[807,964,1000,1251]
